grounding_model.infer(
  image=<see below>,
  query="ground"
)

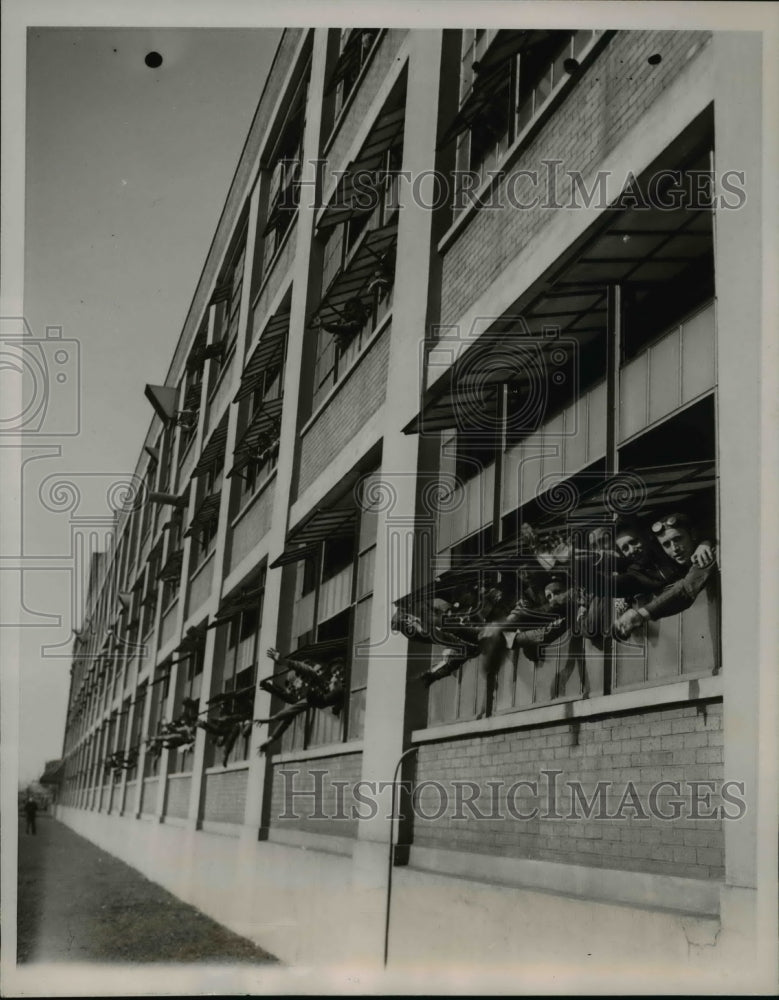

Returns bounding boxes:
[17,812,278,965]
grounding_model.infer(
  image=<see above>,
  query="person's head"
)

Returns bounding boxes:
[651,512,696,565]
[544,575,567,605]
[615,520,646,562]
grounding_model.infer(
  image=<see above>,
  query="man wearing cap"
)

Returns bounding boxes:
[613,512,717,638]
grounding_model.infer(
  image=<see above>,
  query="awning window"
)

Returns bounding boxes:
[291,635,349,661]
[158,549,183,584]
[406,193,713,436]
[227,397,283,478]
[317,107,405,231]
[191,419,228,479]
[438,30,557,150]
[270,504,358,569]
[207,583,265,630]
[324,29,380,96]
[183,493,221,538]
[234,313,289,403]
[311,220,398,333]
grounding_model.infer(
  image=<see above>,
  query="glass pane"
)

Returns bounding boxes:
[573,30,595,60]
[620,352,649,441]
[648,329,682,425]
[681,302,716,403]
[646,616,682,681]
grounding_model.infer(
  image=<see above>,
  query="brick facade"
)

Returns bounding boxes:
[413,699,724,880]
[269,752,363,838]
[323,30,408,178]
[165,774,192,819]
[203,767,249,824]
[296,325,390,496]
[440,30,712,328]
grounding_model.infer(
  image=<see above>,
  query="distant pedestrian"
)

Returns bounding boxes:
[24,798,38,835]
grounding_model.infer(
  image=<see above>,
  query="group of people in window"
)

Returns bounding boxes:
[117,504,717,769]
[392,507,717,715]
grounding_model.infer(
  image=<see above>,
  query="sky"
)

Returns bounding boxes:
[18,26,280,784]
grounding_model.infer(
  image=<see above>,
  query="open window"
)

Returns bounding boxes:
[269,471,380,750]
[311,94,404,412]
[440,29,606,214]
[229,310,288,505]
[326,29,382,121]
[205,572,266,766]
[261,62,310,274]
[406,115,719,725]
[187,418,227,569]
[144,666,170,778]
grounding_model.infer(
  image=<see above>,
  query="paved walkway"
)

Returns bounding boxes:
[17,813,278,965]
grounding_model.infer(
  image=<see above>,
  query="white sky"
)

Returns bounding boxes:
[18,26,280,784]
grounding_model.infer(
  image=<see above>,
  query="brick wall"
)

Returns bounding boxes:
[323,30,408,179]
[440,30,712,328]
[412,699,724,881]
[202,767,249,824]
[269,751,362,838]
[165,773,192,819]
[229,480,275,573]
[140,778,158,814]
[124,780,138,814]
[296,326,390,496]
[253,224,296,333]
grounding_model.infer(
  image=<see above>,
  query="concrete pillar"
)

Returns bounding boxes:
[238,29,331,841]
[712,30,768,976]
[350,31,444,965]
[185,182,261,830]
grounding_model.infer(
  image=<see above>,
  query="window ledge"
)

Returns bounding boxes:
[412,673,722,744]
[189,548,215,584]
[231,468,278,529]
[300,312,391,437]
[204,761,250,776]
[270,740,364,765]
[321,29,389,159]
[437,31,613,257]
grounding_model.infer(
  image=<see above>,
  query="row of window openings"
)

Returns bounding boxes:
[455,29,602,204]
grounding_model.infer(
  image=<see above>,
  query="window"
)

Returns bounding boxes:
[160,512,184,610]
[272,476,379,752]
[444,29,604,213]
[262,64,309,274]
[311,200,398,410]
[188,455,223,569]
[140,548,160,638]
[328,29,381,120]
[207,583,264,766]
[415,126,719,725]
[170,642,204,774]
[209,230,246,376]
[127,683,146,780]
[178,366,202,458]
[144,668,170,778]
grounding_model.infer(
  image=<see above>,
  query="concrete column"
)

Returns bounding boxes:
[350,31,444,965]
[241,27,330,840]
[185,182,261,830]
[712,30,765,970]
